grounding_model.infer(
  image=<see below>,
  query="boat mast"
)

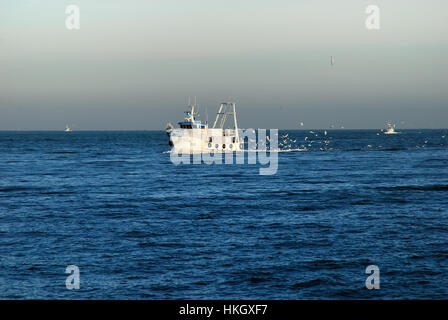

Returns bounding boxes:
[212,104,224,129]
[212,102,239,141]
[185,97,197,121]
[232,102,239,142]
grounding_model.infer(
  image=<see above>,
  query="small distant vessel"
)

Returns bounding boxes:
[65,125,72,132]
[166,101,243,153]
[384,122,397,134]
[330,56,335,66]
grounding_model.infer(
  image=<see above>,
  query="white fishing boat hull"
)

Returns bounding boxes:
[169,128,243,153]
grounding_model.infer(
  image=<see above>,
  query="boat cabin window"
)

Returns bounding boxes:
[180,123,206,129]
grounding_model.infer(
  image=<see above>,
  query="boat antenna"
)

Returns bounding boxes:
[205,106,208,124]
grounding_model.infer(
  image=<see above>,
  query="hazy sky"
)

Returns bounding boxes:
[1,0,447,130]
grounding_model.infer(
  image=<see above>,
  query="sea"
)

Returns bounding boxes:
[0,129,447,299]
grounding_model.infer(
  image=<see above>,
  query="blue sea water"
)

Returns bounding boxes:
[0,129,447,299]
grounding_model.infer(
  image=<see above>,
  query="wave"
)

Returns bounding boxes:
[0,186,44,193]
[292,278,325,288]
[46,151,78,154]
[380,184,448,191]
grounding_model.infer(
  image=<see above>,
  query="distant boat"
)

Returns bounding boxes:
[384,122,397,134]
[330,56,335,66]
[65,125,72,132]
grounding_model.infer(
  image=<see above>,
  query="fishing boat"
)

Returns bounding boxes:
[65,125,72,132]
[384,122,397,134]
[166,102,243,153]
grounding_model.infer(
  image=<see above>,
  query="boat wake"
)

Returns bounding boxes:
[163,148,306,154]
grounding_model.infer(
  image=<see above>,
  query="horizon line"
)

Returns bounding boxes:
[1,128,447,132]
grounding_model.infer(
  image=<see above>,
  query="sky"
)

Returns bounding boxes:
[1,0,447,130]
